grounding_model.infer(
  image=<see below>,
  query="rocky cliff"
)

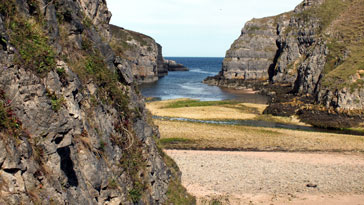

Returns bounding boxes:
[109,25,189,83]
[110,25,168,83]
[205,0,364,126]
[0,0,194,204]
[163,60,189,72]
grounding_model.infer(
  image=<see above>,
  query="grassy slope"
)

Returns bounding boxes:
[306,0,364,90]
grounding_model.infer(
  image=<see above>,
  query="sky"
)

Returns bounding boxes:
[108,0,303,57]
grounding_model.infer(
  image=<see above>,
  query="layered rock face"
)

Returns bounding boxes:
[221,15,288,81]
[110,25,166,83]
[207,0,364,110]
[0,0,193,204]
[109,25,188,83]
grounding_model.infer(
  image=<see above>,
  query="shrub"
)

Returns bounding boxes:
[3,0,57,77]
[46,90,65,112]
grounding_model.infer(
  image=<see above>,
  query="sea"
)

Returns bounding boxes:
[139,57,268,103]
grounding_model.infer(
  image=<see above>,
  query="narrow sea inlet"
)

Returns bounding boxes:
[140,57,268,103]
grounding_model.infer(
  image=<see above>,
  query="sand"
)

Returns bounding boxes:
[165,150,364,205]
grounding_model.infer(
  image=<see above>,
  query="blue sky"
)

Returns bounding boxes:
[108,0,302,57]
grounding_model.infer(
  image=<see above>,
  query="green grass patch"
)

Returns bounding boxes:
[160,138,195,145]
[156,144,196,204]
[322,41,364,90]
[2,0,57,77]
[318,0,364,90]
[164,99,238,109]
[210,199,223,205]
[247,25,261,32]
[0,0,16,18]
[67,43,130,114]
[109,25,151,59]
[128,182,143,203]
[10,19,56,75]
[342,127,364,136]
[253,114,291,125]
[295,0,348,32]
[46,90,65,112]
[118,142,148,203]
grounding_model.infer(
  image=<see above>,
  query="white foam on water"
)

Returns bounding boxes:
[179,83,205,95]
[189,68,217,75]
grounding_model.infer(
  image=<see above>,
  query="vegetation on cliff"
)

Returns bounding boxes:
[319,0,364,90]
[0,0,194,204]
[291,0,364,90]
[206,0,364,128]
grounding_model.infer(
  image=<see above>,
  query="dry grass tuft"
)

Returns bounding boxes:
[156,120,364,152]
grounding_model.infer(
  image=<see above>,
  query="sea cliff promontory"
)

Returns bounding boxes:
[205,0,364,127]
[110,25,188,84]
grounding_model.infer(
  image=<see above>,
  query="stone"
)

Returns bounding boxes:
[0,0,191,204]
[164,59,189,71]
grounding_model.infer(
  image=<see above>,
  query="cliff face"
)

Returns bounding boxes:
[221,14,288,81]
[0,0,193,204]
[207,0,364,111]
[109,25,189,83]
[110,25,167,83]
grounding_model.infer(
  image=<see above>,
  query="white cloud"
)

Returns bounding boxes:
[108,0,302,57]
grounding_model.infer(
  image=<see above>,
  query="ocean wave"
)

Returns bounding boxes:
[189,68,217,75]
[179,84,205,94]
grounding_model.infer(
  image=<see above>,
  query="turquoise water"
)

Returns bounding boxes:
[140,57,268,103]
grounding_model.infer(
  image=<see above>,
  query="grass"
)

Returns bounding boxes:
[0,101,20,132]
[253,114,306,126]
[0,90,22,138]
[110,25,150,46]
[163,99,238,108]
[146,99,308,127]
[278,0,364,91]
[65,37,130,114]
[6,11,56,76]
[160,138,196,148]
[1,0,57,76]
[322,40,364,90]
[315,0,364,90]
[210,199,223,205]
[109,24,152,59]
[294,0,348,32]
[155,119,364,152]
[156,143,196,204]
[46,90,65,112]
[118,143,147,203]
[147,99,265,121]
